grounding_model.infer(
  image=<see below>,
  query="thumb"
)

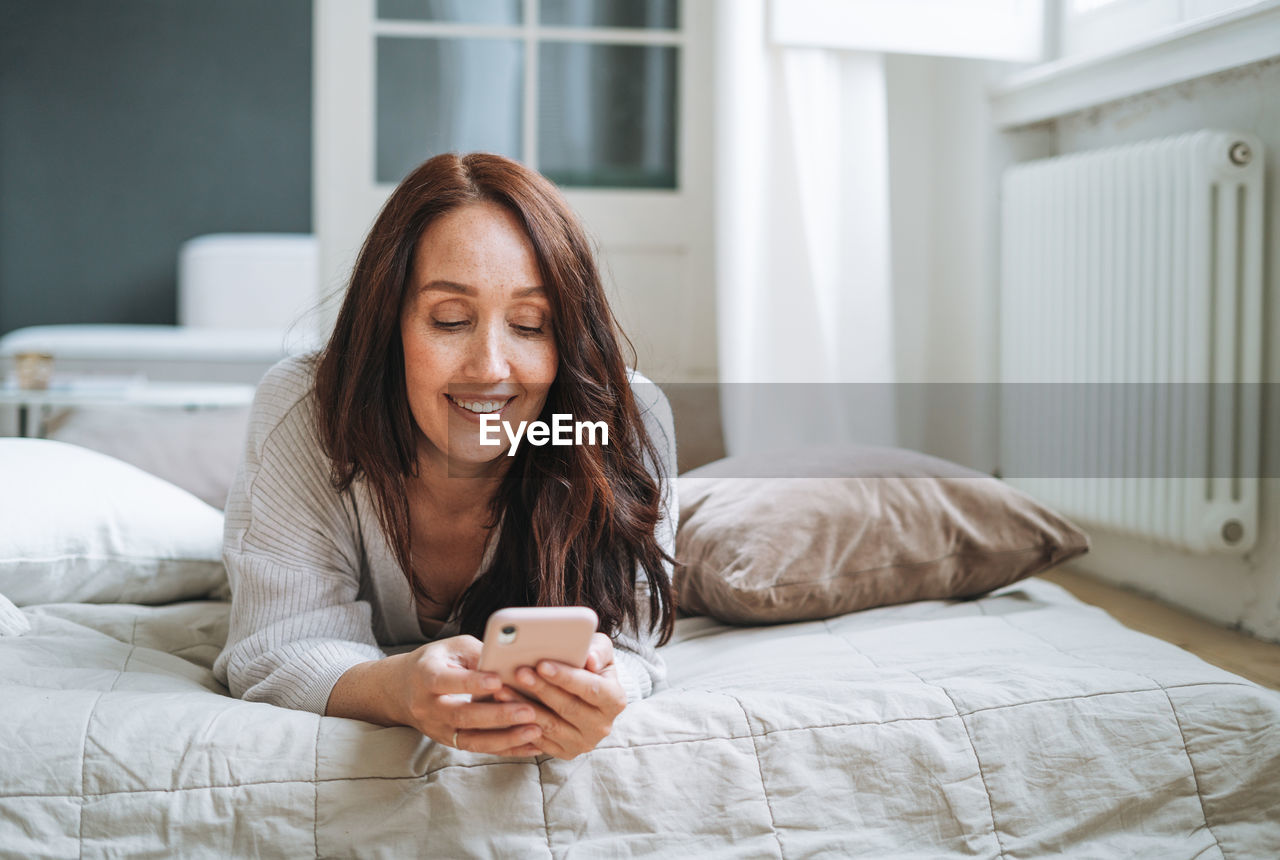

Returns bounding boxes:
[586,635,614,673]
[444,634,483,668]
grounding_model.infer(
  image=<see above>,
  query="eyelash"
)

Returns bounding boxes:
[431,320,546,336]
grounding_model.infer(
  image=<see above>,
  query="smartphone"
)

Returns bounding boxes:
[478,606,599,694]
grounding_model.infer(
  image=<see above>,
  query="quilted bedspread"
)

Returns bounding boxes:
[2,577,1278,858]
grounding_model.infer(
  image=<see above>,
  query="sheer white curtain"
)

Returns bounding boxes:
[714,0,896,456]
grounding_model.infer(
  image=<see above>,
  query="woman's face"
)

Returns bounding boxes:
[400,200,558,476]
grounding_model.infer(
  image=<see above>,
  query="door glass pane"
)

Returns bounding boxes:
[538,43,677,189]
[539,0,679,30]
[377,37,524,183]
[377,0,523,25]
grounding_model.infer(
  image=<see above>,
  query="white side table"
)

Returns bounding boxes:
[0,380,256,438]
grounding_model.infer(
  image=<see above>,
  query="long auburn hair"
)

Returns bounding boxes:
[313,152,675,645]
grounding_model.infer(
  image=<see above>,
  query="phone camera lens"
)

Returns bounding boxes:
[501,625,516,636]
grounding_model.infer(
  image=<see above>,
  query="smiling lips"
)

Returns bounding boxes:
[445,393,515,420]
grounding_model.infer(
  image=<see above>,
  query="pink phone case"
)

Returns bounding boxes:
[478,606,599,691]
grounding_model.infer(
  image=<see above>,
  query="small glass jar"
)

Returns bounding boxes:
[13,351,54,390]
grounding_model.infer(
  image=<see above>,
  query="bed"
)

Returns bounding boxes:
[2,441,1278,858]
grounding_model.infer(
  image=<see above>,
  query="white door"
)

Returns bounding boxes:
[314,0,715,383]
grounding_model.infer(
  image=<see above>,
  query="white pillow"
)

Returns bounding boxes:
[0,438,227,606]
[47,406,249,509]
[0,592,29,636]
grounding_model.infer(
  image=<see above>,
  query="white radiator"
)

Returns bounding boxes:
[999,130,1263,554]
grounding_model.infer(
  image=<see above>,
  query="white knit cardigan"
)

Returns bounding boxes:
[213,355,677,714]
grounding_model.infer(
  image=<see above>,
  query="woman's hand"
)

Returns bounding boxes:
[394,635,543,756]
[493,632,627,760]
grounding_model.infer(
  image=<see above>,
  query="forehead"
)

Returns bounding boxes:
[412,201,540,284]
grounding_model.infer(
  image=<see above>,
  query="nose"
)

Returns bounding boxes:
[463,319,512,382]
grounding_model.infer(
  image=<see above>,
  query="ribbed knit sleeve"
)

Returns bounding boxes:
[212,356,385,715]
[613,372,678,703]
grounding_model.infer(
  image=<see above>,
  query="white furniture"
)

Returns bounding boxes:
[0,233,321,507]
[0,380,255,438]
[0,324,308,386]
[0,232,321,387]
[178,233,318,330]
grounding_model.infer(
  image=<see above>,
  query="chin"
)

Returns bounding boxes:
[438,440,515,474]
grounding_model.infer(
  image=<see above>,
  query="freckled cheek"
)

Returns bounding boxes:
[401,341,461,422]
[514,340,558,385]
[404,335,466,375]
[504,330,555,373]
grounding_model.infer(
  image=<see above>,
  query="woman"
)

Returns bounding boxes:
[213,153,677,761]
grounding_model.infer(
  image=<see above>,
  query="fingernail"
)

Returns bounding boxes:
[539,661,556,677]
[519,669,537,685]
[484,676,501,689]
[517,709,534,721]
[524,727,541,739]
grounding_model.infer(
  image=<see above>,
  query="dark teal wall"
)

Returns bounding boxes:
[0,0,312,335]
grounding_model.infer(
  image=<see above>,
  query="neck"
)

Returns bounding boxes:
[411,446,507,516]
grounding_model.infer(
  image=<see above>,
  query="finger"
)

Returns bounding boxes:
[493,685,534,705]
[444,634,483,667]
[488,686,582,747]
[529,734,573,760]
[587,633,614,669]
[428,665,502,697]
[516,665,594,727]
[534,661,621,712]
[492,686,532,704]
[454,724,541,755]
[446,700,539,731]
[493,743,543,758]
[584,649,615,674]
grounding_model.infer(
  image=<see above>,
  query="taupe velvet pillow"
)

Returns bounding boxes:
[675,446,1090,624]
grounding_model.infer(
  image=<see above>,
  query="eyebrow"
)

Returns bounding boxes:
[420,280,546,299]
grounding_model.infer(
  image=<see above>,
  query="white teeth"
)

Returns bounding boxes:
[451,396,507,414]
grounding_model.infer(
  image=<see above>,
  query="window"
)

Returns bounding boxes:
[1058,0,1264,57]
[315,0,714,380]
[373,0,681,189]
[768,0,1045,62]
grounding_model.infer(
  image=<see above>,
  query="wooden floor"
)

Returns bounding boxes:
[1039,569,1280,691]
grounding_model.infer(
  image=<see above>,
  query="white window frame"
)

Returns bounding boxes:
[314,0,716,379]
[369,3,686,185]
[769,0,1045,62]
[992,0,1280,127]
[314,0,707,284]
[1058,0,1262,57]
